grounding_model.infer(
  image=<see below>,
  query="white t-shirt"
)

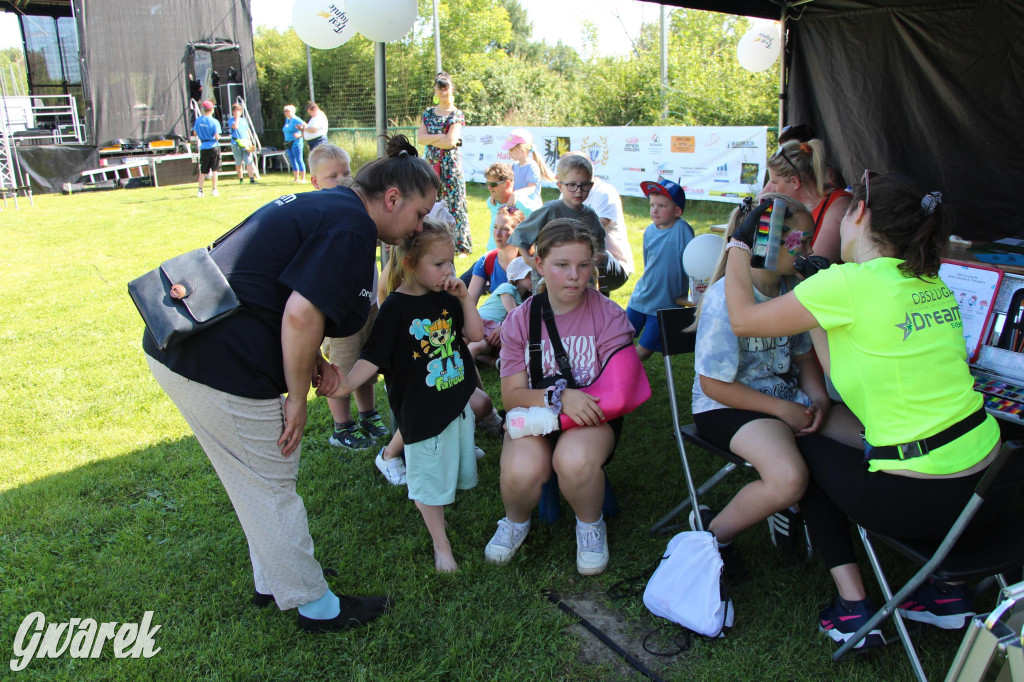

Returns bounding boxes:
[303,111,328,141]
[584,178,634,274]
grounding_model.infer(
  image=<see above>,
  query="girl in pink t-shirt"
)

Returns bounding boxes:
[484,218,634,577]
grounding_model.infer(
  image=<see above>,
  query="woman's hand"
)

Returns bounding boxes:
[278,393,307,457]
[315,364,353,399]
[312,354,340,396]
[777,400,814,434]
[560,389,604,427]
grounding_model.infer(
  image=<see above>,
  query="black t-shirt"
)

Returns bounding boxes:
[143,187,377,399]
[359,291,477,443]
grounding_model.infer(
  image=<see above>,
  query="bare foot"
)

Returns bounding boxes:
[434,547,458,573]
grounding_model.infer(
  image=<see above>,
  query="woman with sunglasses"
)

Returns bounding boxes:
[764,139,851,263]
[723,171,1001,650]
[418,71,472,255]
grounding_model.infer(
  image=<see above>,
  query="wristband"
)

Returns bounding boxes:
[726,239,751,256]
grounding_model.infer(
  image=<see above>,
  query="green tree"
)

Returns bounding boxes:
[0,46,28,96]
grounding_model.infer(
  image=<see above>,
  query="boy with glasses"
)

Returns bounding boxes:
[508,155,607,292]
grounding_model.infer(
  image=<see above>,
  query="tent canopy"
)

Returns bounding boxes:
[651,0,1022,241]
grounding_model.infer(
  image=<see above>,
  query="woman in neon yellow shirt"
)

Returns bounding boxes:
[723,172,1001,650]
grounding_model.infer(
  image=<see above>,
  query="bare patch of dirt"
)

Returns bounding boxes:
[553,592,691,680]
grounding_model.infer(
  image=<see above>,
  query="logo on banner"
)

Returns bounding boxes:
[648,134,663,154]
[729,140,756,149]
[544,137,570,169]
[480,135,493,145]
[621,167,645,173]
[714,163,729,182]
[740,162,760,184]
[654,162,675,178]
[624,181,643,194]
[580,136,610,167]
[10,612,162,671]
[623,136,639,152]
[705,133,720,147]
[684,185,705,196]
[463,134,477,145]
[671,136,695,153]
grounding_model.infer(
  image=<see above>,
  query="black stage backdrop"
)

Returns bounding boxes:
[654,0,1024,241]
[71,0,263,147]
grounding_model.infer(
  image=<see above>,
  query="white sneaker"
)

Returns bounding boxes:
[211,189,220,197]
[197,189,204,197]
[484,517,530,565]
[505,406,560,439]
[474,446,486,459]
[374,449,406,486]
[576,518,609,576]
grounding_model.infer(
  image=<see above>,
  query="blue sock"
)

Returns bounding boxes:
[297,589,341,620]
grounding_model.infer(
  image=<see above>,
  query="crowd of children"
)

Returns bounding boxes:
[244,132,983,659]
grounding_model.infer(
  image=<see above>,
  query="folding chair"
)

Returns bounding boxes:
[834,439,1024,681]
[649,306,752,534]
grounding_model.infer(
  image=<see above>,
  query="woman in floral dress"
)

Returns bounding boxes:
[418,72,472,254]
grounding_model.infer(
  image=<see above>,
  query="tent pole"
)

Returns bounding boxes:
[778,6,787,133]
[374,42,386,159]
[306,46,315,103]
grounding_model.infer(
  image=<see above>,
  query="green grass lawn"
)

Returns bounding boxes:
[0,175,970,680]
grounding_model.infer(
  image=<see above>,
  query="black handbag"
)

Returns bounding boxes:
[127,221,247,351]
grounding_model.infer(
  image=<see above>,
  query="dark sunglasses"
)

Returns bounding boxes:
[862,169,873,208]
[486,181,503,188]
[774,148,801,176]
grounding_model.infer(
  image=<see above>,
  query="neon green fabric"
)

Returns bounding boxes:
[794,258,999,474]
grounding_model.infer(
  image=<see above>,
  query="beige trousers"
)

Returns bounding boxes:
[147,357,328,610]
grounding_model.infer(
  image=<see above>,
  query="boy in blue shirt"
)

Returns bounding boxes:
[626,179,695,360]
[192,100,222,197]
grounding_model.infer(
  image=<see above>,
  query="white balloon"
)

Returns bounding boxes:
[292,0,356,50]
[347,0,418,43]
[737,23,781,72]
[683,234,725,282]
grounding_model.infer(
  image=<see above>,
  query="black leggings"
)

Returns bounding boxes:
[797,434,986,570]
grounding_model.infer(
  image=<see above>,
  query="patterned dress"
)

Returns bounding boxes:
[422,107,471,254]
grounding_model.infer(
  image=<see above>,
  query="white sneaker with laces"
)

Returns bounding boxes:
[197,189,204,197]
[484,517,530,565]
[474,446,486,459]
[211,189,220,197]
[576,517,609,576]
[374,449,406,486]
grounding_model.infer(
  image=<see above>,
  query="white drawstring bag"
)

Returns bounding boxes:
[643,530,735,638]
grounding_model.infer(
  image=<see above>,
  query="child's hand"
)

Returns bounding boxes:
[443,275,469,299]
[315,364,353,399]
[485,326,502,348]
[799,400,831,435]
[778,400,813,434]
[561,389,604,427]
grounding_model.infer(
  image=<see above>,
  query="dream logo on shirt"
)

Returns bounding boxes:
[410,313,465,391]
[896,286,962,341]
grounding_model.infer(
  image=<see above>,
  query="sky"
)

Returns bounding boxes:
[0,1,663,56]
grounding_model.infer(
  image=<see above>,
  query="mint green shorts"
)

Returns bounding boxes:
[404,402,477,506]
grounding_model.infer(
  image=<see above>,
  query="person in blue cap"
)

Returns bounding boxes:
[626,178,695,360]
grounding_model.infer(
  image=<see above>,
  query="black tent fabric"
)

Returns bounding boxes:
[70,0,263,147]
[16,144,98,193]
[653,0,1024,241]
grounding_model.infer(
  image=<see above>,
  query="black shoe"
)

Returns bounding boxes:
[687,504,717,534]
[767,506,805,556]
[359,410,390,439]
[252,568,338,608]
[297,595,392,632]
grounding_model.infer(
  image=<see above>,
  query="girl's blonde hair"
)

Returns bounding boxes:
[766,139,827,197]
[513,143,556,183]
[688,193,810,330]
[385,219,454,294]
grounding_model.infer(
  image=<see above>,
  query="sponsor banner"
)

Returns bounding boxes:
[459,126,767,204]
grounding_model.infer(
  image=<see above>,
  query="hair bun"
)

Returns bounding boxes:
[385,134,418,159]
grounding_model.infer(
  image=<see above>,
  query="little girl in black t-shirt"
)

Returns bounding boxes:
[322,221,484,572]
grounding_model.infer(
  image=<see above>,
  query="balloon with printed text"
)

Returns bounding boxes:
[292,0,356,50]
[347,0,418,43]
[737,23,781,72]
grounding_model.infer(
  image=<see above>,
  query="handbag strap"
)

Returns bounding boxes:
[528,292,578,390]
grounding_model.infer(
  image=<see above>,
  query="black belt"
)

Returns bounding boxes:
[863,408,988,462]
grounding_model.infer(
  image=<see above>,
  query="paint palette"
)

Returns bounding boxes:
[972,373,1024,422]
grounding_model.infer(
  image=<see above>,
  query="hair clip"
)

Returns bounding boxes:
[798,142,812,155]
[921,191,943,215]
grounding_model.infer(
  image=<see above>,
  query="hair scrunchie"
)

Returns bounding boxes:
[921,191,942,215]
[739,196,754,214]
[398,149,410,157]
[798,142,812,155]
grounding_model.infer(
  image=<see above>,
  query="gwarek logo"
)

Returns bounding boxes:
[10,612,162,671]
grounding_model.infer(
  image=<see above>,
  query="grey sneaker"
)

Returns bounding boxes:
[576,518,609,576]
[374,449,406,486]
[484,517,530,565]
[478,410,505,439]
[329,422,375,449]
